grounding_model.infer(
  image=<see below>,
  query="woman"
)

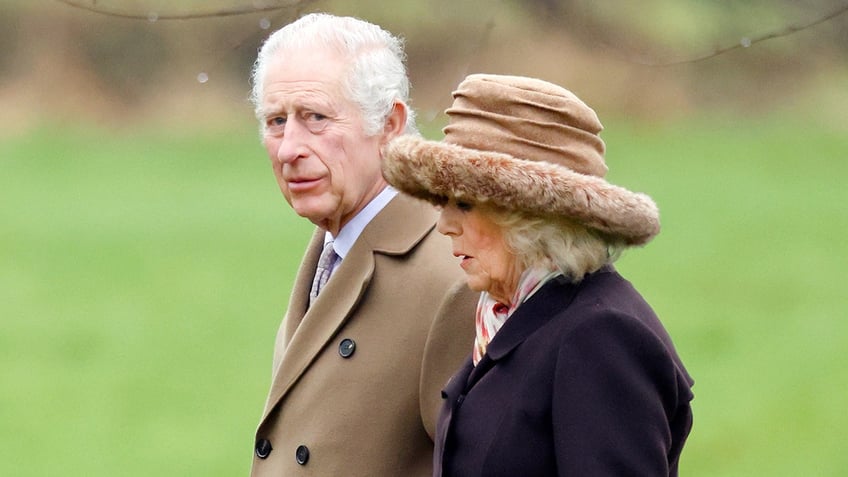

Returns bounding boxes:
[382,74,694,476]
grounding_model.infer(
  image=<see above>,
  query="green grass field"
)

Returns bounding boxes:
[2,117,846,476]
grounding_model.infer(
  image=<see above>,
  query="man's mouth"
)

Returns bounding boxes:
[287,176,322,192]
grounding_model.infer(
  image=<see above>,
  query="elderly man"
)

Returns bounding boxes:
[247,13,475,476]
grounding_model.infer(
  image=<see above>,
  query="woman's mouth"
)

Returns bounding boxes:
[455,253,473,269]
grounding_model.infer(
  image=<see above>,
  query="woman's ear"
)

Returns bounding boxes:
[381,101,408,143]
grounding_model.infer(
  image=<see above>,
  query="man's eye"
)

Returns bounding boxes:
[304,112,330,132]
[268,116,287,128]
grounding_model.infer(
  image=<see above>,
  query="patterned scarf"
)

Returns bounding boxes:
[473,266,562,365]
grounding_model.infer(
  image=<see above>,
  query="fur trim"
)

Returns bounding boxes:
[383,135,660,246]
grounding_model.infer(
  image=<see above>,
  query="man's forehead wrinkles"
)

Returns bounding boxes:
[263,88,336,112]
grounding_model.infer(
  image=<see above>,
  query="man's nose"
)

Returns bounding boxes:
[275,120,309,164]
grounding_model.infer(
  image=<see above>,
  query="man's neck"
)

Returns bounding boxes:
[325,186,398,260]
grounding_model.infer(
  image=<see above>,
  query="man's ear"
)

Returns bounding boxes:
[381,101,408,143]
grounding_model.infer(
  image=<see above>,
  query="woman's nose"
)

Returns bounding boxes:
[437,207,459,236]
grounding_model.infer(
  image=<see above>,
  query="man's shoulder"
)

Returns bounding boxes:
[380,193,439,225]
[361,194,440,252]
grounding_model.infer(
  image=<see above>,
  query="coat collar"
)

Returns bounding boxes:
[463,275,582,391]
[260,194,439,421]
[485,275,577,360]
[462,267,615,391]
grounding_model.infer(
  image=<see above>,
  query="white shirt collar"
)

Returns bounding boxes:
[324,186,398,260]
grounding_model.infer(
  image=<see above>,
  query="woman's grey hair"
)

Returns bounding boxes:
[249,13,418,136]
[487,206,623,283]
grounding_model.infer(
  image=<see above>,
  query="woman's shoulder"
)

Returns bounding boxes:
[543,267,693,387]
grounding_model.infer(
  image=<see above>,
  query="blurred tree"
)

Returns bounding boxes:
[518,0,848,64]
[2,0,845,128]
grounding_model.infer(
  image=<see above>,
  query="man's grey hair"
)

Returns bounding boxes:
[250,13,418,136]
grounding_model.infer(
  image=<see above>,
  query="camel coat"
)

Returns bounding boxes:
[250,193,476,476]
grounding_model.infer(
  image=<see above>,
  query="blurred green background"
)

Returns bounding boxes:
[2,1,847,476]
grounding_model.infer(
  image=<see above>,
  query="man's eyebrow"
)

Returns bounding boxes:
[299,97,335,113]
[259,108,284,120]
[261,92,338,117]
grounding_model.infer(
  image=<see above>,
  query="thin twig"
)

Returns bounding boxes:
[642,2,848,66]
[55,0,314,20]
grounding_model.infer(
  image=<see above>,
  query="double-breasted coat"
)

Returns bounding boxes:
[435,267,694,476]
[251,193,476,476]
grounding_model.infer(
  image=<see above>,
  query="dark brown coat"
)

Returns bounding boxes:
[435,267,694,476]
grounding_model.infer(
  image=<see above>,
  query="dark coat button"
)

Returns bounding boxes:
[338,338,356,358]
[295,445,310,465]
[255,438,272,459]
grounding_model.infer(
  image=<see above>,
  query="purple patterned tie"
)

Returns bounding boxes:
[309,241,337,306]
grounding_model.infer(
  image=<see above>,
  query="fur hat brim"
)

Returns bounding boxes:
[383,135,660,246]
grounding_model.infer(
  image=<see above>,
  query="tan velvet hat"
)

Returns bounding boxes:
[382,74,660,246]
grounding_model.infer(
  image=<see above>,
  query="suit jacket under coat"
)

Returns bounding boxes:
[435,267,694,477]
[251,193,476,476]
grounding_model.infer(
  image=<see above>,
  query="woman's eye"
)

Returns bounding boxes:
[456,201,473,212]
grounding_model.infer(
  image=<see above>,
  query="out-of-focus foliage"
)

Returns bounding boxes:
[2,0,847,133]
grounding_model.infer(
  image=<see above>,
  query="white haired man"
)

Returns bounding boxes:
[248,13,475,476]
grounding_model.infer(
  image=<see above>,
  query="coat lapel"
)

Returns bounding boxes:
[435,279,577,475]
[465,276,580,392]
[280,230,323,353]
[260,194,439,421]
[261,238,376,419]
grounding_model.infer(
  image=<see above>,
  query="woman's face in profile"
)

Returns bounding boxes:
[437,201,522,305]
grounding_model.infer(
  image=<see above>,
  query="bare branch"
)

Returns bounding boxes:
[55,0,316,20]
[642,1,848,66]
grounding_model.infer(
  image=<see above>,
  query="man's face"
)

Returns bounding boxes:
[259,47,388,234]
